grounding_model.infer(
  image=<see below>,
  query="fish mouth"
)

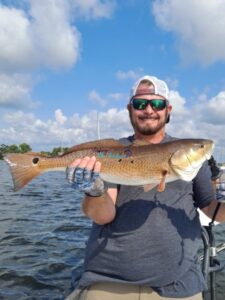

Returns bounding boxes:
[170,139,215,182]
[202,140,214,160]
[188,140,214,168]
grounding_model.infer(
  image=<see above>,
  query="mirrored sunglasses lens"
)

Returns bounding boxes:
[132,98,167,110]
[132,99,148,110]
[150,99,166,110]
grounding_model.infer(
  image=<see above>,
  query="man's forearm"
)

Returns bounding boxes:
[82,191,116,225]
[202,199,225,223]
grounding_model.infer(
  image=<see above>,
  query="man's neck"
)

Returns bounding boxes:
[134,131,166,144]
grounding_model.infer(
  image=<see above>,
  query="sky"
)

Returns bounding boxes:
[0,0,225,161]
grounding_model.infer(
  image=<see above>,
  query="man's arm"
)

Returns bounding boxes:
[82,188,117,225]
[201,199,225,223]
[197,156,225,223]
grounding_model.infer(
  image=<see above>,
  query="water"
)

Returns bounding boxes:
[0,161,91,299]
[1,161,225,300]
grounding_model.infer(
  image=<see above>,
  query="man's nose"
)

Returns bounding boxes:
[143,103,154,113]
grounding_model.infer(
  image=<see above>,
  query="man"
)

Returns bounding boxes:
[66,75,225,300]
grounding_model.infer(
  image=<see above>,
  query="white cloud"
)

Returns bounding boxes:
[88,90,129,108]
[169,90,188,116]
[152,0,225,65]
[108,93,126,101]
[71,0,116,20]
[97,108,131,138]
[30,0,80,69]
[55,109,68,125]
[88,90,107,107]
[0,0,116,109]
[197,91,225,125]
[0,108,132,150]
[166,90,225,161]
[0,6,34,71]
[0,73,37,109]
[1,95,225,162]
[0,0,117,73]
[0,1,80,72]
[116,69,144,80]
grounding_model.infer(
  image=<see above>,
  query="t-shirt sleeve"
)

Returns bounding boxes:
[193,161,215,209]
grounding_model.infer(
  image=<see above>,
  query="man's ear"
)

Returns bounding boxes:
[166,104,172,123]
[127,103,131,111]
[166,114,170,123]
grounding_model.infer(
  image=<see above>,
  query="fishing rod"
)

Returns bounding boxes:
[201,158,225,300]
[201,219,225,300]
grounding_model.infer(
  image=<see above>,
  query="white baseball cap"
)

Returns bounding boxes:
[130,75,169,100]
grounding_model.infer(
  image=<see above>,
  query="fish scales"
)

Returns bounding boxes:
[4,138,214,192]
[99,151,172,185]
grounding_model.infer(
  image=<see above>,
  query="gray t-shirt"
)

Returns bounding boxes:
[76,135,215,297]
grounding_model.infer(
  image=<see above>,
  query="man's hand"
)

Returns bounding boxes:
[216,180,225,203]
[66,156,107,197]
[215,191,225,203]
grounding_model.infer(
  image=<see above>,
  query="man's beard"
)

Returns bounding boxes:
[129,110,169,136]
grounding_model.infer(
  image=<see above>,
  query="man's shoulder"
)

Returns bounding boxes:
[162,134,178,143]
[118,136,134,146]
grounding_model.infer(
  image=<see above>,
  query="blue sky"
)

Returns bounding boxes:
[0,0,225,161]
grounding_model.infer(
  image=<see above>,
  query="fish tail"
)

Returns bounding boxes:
[4,153,43,191]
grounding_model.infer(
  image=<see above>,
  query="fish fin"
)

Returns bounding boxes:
[156,171,168,192]
[157,181,165,192]
[62,139,124,156]
[4,153,42,191]
[143,183,158,192]
[28,151,50,156]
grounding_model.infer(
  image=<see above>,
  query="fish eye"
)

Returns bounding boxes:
[33,157,39,164]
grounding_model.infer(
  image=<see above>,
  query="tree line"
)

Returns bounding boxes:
[0,143,68,160]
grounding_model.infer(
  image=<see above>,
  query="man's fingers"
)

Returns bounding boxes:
[66,156,102,188]
[69,156,99,171]
[67,158,83,183]
[73,156,93,170]
[74,167,85,184]
[94,161,101,173]
[66,166,76,183]
[84,168,92,181]
[69,158,81,168]
[85,156,97,171]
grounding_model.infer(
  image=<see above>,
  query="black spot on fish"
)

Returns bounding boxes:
[130,160,134,164]
[33,157,39,164]
[118,159,122,162]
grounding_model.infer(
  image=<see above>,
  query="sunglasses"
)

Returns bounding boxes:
[131,98,169,111]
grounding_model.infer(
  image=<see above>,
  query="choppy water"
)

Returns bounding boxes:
[0,161,91,299]
[1,161,225,300]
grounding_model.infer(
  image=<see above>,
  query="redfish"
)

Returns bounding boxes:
[4,138,214,192]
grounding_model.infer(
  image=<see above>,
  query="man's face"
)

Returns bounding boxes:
[128,86,172,136]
